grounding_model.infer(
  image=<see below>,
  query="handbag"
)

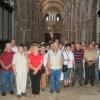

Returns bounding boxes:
[41,65,45,73]
[63,65,68,72]
[62,51,70,72]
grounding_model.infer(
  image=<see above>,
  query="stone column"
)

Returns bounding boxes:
[96,0,100,43]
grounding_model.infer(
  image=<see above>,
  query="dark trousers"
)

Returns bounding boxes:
[29,70,41,94]
[72,62,83,84]
[85,63,95,85]
[99,70,100,80]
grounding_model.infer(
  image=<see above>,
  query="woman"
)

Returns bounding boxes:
[98,49,100,81]
[28,44,43,95]
[63,44,74,87]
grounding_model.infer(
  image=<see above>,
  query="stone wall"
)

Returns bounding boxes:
[96,0,100,43]
[63,0,97,43]
[13,0,97,44]
[13,0,44,45]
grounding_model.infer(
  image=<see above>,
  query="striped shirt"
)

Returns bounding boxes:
[73,49,84,62]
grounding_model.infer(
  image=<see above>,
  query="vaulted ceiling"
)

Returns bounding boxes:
[41,0,65,14]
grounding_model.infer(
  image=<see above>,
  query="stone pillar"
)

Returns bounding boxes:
[96,0,100,43]
[0,7,2,40]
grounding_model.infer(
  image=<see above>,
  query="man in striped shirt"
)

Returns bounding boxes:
[72,43,84,86]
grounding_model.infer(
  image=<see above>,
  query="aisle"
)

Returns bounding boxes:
[0,82,100,100]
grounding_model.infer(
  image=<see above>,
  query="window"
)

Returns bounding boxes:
[45,14,49,21]
[56,14,61,21]
[46,16,49,21]
[56,16,60,21]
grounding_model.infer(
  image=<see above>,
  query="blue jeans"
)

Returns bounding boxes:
[1,71,14,93]
[50,69,61,91]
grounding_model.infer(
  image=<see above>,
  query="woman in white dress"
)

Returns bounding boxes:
[63,44,74,87]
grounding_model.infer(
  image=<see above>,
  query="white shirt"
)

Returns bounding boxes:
[12,53,28,73]
[63,51,74,68]
[12,46,18,53]
[48,49,62,70]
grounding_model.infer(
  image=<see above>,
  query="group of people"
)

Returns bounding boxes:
[0,39,100,98]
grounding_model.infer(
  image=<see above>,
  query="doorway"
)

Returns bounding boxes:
[53,33,61,41]
[45,33,61,43]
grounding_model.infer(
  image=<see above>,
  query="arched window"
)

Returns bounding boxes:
[56,14,61,21]
[45,14,49,21]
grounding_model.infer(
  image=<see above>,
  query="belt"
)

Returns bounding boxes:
[76,61,83,63]
[88,61,93,62]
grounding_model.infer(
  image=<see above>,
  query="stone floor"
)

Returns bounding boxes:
[0,83,100,100]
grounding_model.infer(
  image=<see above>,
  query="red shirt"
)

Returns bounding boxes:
[28,53,43,69]
[0,51,14,72]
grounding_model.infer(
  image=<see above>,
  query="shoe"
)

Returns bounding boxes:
[17,95,21,98]
[50,90,54,94]
[56,90,60,93]
[35,94,39,97]
[79,83,83,86]
[32,92,39,96]
[21,93,26,96]
[64,85,67,87]
[33,93,39,96]
[71,82,75,86]
[67,84,69,87]
[90,83,94,86]
[10,91,14,95]
[2,92,6,96]
[84,82,88,85]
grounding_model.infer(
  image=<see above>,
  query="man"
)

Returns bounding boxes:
[11,39,18,53]
[73,43,84,86]
[12,44,28,97]
[64,40,69,46]
[98,50,100,81]
[48,42,63,93]
[94,44,100,81]
[91,41,96,48]
[0,43,14,96]
[84,44,97,86]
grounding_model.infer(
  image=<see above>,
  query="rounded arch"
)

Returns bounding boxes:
[43,3,63,12]
[43,0,64,9]
[42,0,65,14]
